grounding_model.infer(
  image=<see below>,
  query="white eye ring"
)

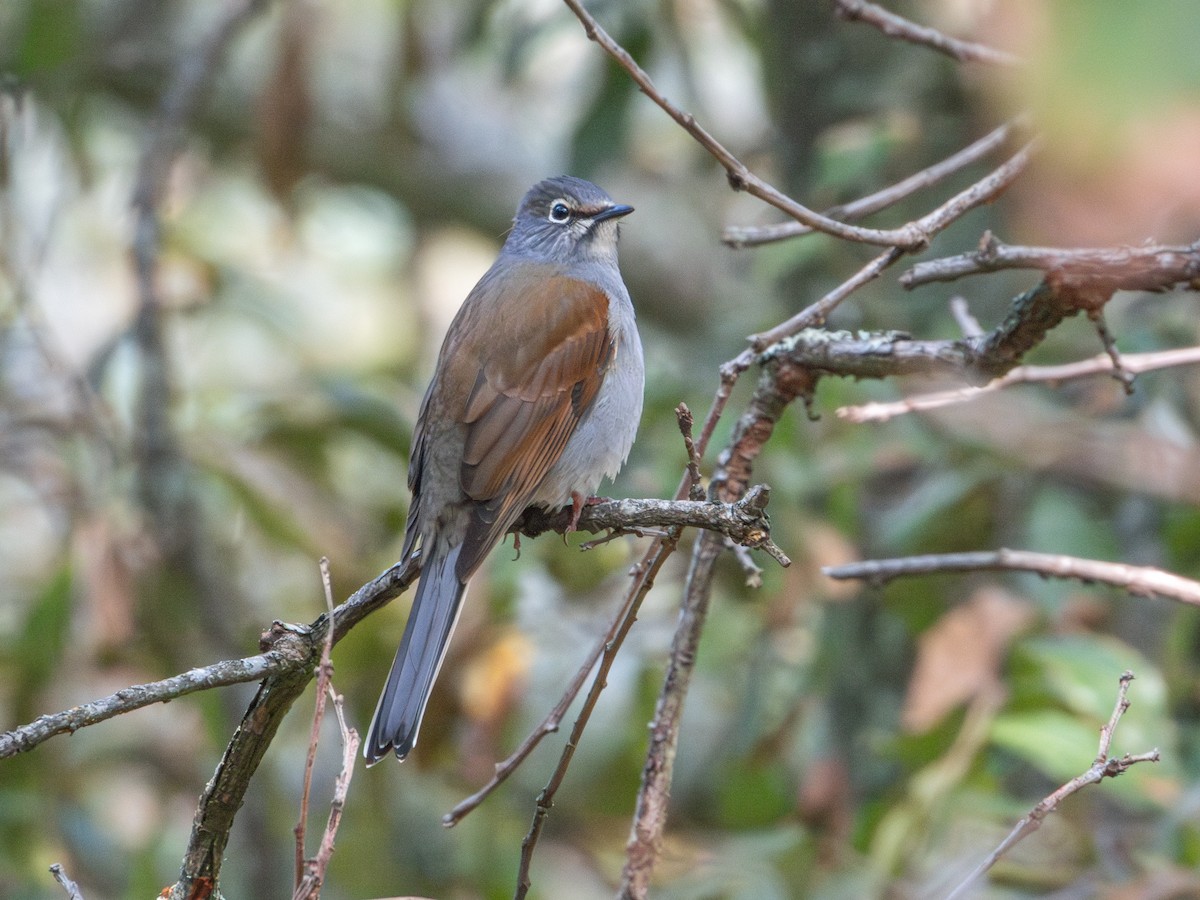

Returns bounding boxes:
[548,200,571,223]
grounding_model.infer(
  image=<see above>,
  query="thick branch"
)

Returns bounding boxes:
[516,486,789,565]
[901,235,1200,291]
[824,549,1200,607]
[0,650,298,760]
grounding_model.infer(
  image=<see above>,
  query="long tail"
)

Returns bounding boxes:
[364,542,466,764]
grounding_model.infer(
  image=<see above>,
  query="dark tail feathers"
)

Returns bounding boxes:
[364,542,466,764]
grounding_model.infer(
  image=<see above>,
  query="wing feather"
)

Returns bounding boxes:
[455,271,613,577]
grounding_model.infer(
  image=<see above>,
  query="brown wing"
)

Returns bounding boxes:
[455,271,613,578]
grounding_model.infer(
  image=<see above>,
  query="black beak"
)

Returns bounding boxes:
[593,203,634,223]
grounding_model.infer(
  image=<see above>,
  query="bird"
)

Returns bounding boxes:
[364,176,644,764]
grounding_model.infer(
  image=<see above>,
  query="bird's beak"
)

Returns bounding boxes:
[592,203,634,223]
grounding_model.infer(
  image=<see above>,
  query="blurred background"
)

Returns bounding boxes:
[2,0,1200,897]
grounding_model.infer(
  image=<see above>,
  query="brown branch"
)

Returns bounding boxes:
[676,403,706,501]
[293,558,338,891]
[1086,309,1134,393]
[944,671,1159,899]
[824,549,1200,607]
[723,117,1029,248]
[164,561,415,900]
[833,0,1023,67]
[444,569,644,828]
[514,530,684,900]
[901,234,1200,291]
[517,488,787,565]
[292,687,359,900]
[620,354,817,898]
[837,346,1200,423]
[561,0,929,249]
[748,141,1035,349]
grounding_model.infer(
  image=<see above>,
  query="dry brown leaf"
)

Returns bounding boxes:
[902,586,1035,733]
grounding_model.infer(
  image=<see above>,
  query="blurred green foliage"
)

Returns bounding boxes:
[1,0,1200,898]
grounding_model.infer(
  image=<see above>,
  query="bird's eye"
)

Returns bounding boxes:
[548,200,571,223]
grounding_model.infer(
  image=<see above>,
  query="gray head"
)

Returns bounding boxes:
[504,175,633,265]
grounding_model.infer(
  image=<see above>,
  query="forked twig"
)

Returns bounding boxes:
[723,117,1029,248]
[293,558,339,890]
[561,0,927,249]
[944,672,1159,899]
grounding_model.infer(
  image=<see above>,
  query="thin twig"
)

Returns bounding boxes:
[944,672,1159,899]
[293,687,359,900]
[824,548,1200,607]
[514,531,684,899]
[834,0,1023,68]
[443,572,646,827]
[676,403,706,501]
[293,558,338,891]
[620,342,816,898]
[723,117,1028,248]
[49,863,85,900]
[837,345,1200,423]
[747,141,1035,350]
[949,296,983,337]
[561,0,929,249]
[1087,309,1134,394]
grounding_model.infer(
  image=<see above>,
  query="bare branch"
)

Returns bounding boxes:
[517,488,789,564]
[944,672,1159,899]
[824,549,1200,607]
[949,296,984,338]
[514,529,685,899]
[50,863,86,900]
[621,339,815,898]
[1086,309,1134,394]
[561,0,929,249]
[837,346,1200,423]
[747,142,1035,350]
[723,117,1029,248]
[901,234,1200,291]
[292,688,359,900]
[0,649,297,759]
[676,403,706,501]
[833,0,1023,67]
[293,558,338,892]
